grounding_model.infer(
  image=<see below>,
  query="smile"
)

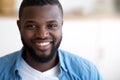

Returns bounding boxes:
[36,42,50,47]
[35,41,51,51]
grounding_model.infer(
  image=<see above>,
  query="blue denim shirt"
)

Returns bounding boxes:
[0,49,102,80]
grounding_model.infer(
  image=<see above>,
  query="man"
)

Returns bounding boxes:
[0,0,102,80]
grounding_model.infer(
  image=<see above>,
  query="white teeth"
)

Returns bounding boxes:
[38,42,50,46]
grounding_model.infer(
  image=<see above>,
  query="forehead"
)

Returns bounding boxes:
[21,5,62,22]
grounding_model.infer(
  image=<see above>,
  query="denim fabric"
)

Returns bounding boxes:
[0,49,102,80]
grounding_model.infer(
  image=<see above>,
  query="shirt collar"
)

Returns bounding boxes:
[58,49,68,72]
[14,48,68,73]
[14,48,24,73]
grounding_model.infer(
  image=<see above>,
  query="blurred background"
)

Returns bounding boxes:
[0,0,120,80]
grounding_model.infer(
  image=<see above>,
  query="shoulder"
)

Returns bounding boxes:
[59,49,92,65]
[0,50,21,72]
[0,51,20,63]
[58,49,102,79]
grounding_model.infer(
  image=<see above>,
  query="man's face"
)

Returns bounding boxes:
[17,5,63,63]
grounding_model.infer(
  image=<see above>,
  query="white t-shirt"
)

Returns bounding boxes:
[19,58,59,80]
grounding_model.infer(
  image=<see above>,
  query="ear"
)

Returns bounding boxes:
[17,20,21,30]
[61,20,64,26]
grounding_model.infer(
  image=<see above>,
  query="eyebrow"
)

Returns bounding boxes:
[47,20,58,23]
[24,19,58,23]
[24,20,35,23]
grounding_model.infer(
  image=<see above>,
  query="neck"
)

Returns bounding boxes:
[22,52,59,72]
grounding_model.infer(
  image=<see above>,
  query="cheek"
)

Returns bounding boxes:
[21,30,35,41]
[55,30,62,41]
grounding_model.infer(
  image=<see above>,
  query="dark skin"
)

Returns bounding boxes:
[17,5,63,72]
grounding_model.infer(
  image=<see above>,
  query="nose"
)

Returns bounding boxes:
[35,27,49,39]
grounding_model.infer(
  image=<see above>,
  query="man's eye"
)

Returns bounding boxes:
[47,24,58,29]
[25,25,37,30]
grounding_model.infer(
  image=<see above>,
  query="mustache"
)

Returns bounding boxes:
[32,37,54,42]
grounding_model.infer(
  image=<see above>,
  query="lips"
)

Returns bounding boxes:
[34,41,52,51]
[36,42,50,46]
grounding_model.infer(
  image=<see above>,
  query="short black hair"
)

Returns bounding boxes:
[19,0,63,19]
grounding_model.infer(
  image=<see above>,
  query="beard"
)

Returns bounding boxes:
[21,37,62,63]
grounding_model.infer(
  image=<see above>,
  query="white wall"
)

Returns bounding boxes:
[0,18,22,56]
[0,18,120,80]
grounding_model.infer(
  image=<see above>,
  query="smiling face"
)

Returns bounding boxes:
[17,5,63,63]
